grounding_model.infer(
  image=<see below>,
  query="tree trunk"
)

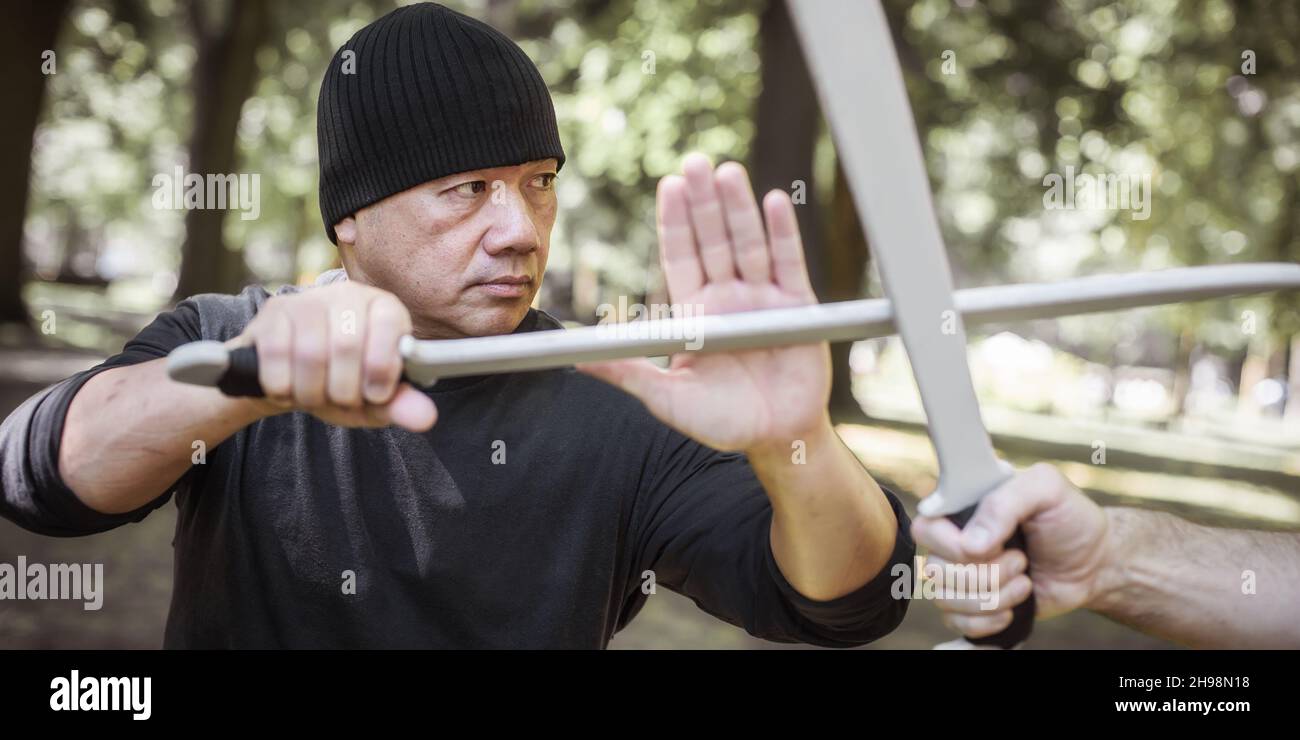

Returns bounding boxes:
[1168,327,1196,424]
[0,0,70,327]
[1237,334,1271,417]
[1285,335,1300,426]
[751,0,822,284]
[753,0,871,419]
[825,159,870,417]
[172,0,270,301]
[486,0,518,34]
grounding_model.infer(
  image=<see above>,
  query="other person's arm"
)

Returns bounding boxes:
[911,463,1300,648]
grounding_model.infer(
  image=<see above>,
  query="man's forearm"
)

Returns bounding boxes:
[1089,506,1300,648]
[60,358,272,514]
[747,417,898,602]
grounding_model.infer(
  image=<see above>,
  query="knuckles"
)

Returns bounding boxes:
[1022,462,1069,501]
[364,363,401,389]
[330,331,364,357]
[292,344,328,368]
[248,283,409,414]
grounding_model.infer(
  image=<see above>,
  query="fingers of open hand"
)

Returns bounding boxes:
[715,161,770,284]
[660,153,812,305]
[657,175,704,303]
[763,189,814,300]
[682,153,735,283]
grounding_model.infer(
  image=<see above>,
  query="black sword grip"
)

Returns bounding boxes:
[216,345,265,397]
[214,345,420,397]
[946,503,1035,649]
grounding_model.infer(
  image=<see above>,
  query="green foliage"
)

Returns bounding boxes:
[25,0,1300,359]
[525,0,764,309]
[887,0,1300,355]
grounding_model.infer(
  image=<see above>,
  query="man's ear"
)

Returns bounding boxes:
[334,216,358,245]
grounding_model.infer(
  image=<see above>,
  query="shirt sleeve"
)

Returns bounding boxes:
[0,299,204,537]
[627,425,914,648]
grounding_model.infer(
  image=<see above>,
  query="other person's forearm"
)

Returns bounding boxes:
[59,358,273,514]
[1089,506,1300,648]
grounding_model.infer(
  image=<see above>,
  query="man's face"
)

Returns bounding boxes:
[333,158,559,339]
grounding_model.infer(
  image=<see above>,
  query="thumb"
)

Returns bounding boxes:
[961,465,1065,559]
[575,357,670,401]
[384,383,438,433]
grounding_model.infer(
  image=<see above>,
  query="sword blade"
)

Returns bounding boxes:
[788,0,1007,514]
[167,264,1300,392]
[397,263,1300,385]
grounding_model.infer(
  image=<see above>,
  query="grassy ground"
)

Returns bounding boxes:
[2,345,1294,649]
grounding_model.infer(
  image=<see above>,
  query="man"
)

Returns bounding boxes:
[0,2,913,648]
[912,463,1300,648]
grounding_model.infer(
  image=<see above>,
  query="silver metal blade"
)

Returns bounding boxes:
[166,263,1300,411]
[395,263,1300,384]
[788,0,1005,516]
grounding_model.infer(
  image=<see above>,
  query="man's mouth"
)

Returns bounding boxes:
[474,275,532,298]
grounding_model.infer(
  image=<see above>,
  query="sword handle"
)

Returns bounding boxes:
[164,341,269,396]
[166,341,419,397]
[214,345,266,397]
[946,504,1036,648]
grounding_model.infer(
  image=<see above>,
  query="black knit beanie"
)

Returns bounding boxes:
[316,2,566,243]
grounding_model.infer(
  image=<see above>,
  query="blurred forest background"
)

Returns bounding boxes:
[1,0,1298,649]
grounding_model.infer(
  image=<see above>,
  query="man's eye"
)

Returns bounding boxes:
[453,181,487,196]
[532,173,556,189]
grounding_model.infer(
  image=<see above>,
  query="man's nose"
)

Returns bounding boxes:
[481,184,541,255]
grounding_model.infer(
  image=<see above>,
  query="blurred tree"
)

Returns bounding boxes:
[751,0,862,413]
[750,0,821,285]
[749,0,874,418]
[527,0,764,318]
[13,0,1300,430]
[172,0,272,299]
[0,0,71,328]
[824,160,871,418]
[885,0,1300,420]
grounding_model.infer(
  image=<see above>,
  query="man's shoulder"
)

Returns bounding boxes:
[179,270,341,341]
[177,283,285,342]
[529,307,566,333]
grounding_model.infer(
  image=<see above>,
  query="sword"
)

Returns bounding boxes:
[168,263,1300,391]
[787,0,1028,647]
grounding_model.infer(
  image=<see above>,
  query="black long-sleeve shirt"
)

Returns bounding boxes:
[0,272,914,648]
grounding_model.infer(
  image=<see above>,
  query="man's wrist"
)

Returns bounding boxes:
[1086,506,1136,614]
[743,413,836,468]
[235,395,286,424]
